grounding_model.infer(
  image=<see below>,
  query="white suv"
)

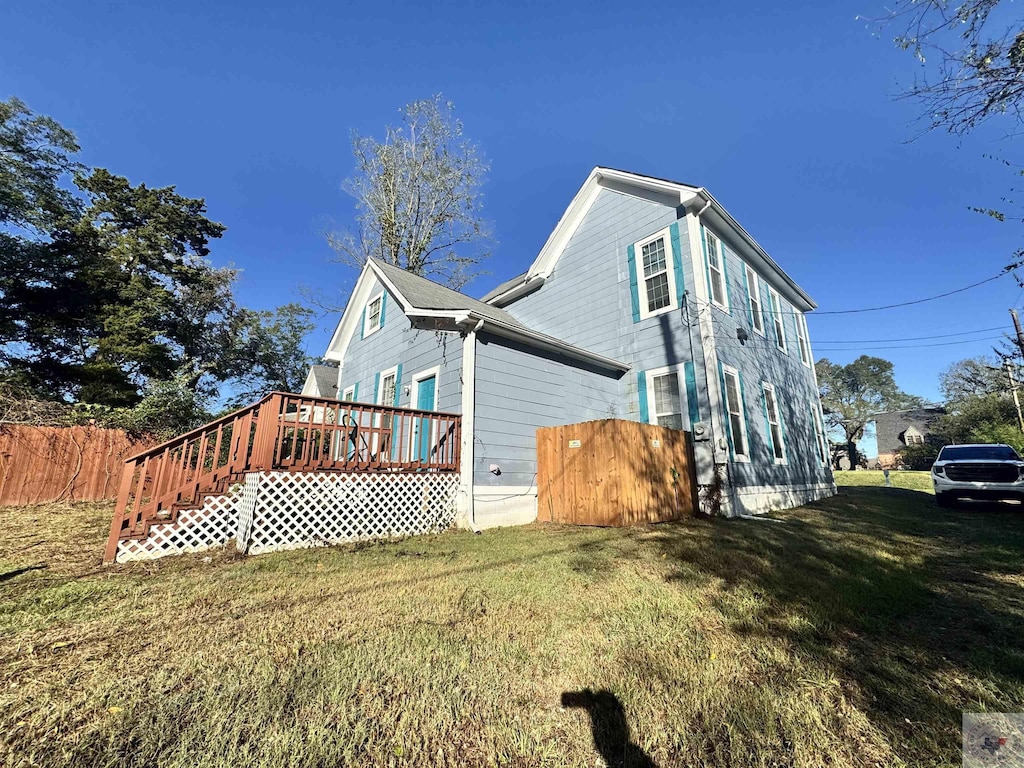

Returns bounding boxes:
[931,443,1024,507]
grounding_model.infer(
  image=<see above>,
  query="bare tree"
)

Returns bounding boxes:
[870,0,1024,135]
[328,95,491,290]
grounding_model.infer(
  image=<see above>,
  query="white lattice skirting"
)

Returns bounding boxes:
[115,471,460,563]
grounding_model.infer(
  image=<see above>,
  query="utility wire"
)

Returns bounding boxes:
[811,270,1012,315]
[812,325,1006,344]
[814,335,1006,351]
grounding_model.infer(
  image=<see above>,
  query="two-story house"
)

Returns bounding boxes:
[322,168,835,528]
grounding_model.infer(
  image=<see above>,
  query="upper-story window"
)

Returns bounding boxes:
[795,313,811,366]
[767,287,786,353]
[721,364,749,461]
[363,292,384,337]
[705,230,728,311]
[636,228,677,319]
[744,264,764,335]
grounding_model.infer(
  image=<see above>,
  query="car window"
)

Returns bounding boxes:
[938,445,1021,461]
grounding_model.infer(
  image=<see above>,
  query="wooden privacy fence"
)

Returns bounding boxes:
[0,425,153,506]
[537,419,698,526]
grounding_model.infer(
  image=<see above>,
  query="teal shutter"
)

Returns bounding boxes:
[390,363,403,460]
[637,371,649,423]
[700,226,713,304]
[393,363,403,406]
[380,293,387,327]
[372,371,380,403]
[718,361,735,461]
[353,381,359,402]
[742,264,754,327]
[684,362,700,427]
[626,244,641,322]
[360,306,367,340]
[669,221,685,305]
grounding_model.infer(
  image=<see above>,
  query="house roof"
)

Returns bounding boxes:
[485,166,816,311]
[302,364,338,398]
[324,258,630,373]
[480,271,528,303]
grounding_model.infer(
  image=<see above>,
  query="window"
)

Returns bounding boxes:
[377,368,397,406]
[646,368,686,430]
[342,385,355,402]
[763,383,786,463]
[745,264,764,335]
[795,313,810,366]
[363,292,384,337]
[636,229,677,319]
[705,230,728,309]
[721,365,749,460]
[811,403,829,465]
[767,287,786,352]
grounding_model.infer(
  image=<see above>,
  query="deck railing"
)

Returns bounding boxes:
[104,392,461,562]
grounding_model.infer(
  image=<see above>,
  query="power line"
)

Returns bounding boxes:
[812,270,1012,315]
[814,335,1005,351]
[812,325,1006,344]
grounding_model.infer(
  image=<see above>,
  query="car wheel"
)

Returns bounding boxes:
[936,493,957,508]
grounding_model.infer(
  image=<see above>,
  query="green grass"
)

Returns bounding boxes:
[1,485,1023,767]
[834,469,935,493]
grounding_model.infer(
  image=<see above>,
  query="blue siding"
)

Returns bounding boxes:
[473,333,622,487]
[340,275,463,414]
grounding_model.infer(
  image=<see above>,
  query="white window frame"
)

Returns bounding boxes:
[795,312,811,367]
[744,264,764,336]
[705,229,729,312]
[767,286,787,353]
[341,385,355,402]
[376,365,398,406]
[635,228,678,320]
[409,366,441,463]
[721,364,750,462]
[811,403,829,466]
[645,365,689,430]
[762,382,787,465]
[363,291,384,338]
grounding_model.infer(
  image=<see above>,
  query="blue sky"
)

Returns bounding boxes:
[4,0,1022,432]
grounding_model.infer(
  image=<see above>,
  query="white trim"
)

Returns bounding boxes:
[811,402,829,467]
[457,325,480,528]
[730,481,836,517]
[324,262,375,362]
[704,229,729,312]
[376,365,398,405]
[507,167,816,311]
[410,366,441,407]
[472,485,538,527]
[762,382,787,466]
[635,227,678,320]
[767,286,787,353]
[644,365,689,430]
[341,384,355,402]
[744,264,765,336]
[363,291,385,338]
[721,364,751,463]
[409,366,441,462]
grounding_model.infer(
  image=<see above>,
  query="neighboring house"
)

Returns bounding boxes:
[322,167,835,527]
[301,364,339,399]
[873,407,947,467]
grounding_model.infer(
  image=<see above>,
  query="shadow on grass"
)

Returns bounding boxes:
[652,486,1024,763]
[562,689,659,768]
[0,564,46,582]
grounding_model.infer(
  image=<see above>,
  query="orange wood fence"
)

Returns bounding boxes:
[537,419,698,526]
[0,425,153,506]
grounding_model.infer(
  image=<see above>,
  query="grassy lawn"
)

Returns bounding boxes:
[833,469,934,493]
[2,482,1023,767]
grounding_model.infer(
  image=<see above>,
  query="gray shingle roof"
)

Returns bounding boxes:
[370,259,531,332]
[308,364,338,397]
[480,271,528,303]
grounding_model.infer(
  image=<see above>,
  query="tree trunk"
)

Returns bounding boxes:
[846,440,858,470]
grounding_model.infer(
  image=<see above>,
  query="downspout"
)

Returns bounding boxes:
[459,319,484,532]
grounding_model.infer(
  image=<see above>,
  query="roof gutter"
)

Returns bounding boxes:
[458,312,630,373]
[486,275,546,307]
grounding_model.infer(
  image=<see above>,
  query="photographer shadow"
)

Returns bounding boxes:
[561,689,658,768]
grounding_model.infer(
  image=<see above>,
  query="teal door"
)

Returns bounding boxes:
[414,375,437,462]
